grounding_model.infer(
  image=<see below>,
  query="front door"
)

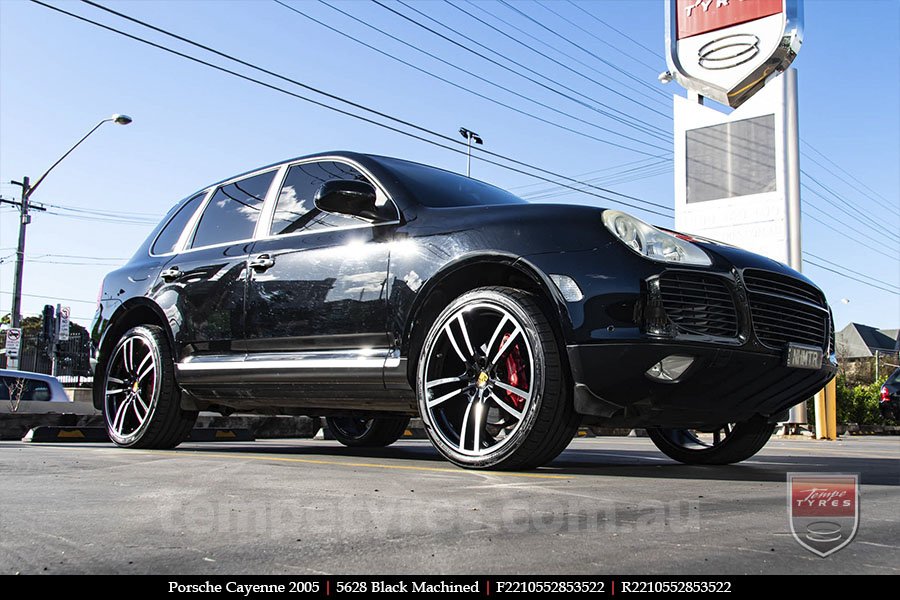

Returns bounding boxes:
[243,160,396,367]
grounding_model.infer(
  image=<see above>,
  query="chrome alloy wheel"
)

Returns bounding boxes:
[423,302,535,457]
[104,331,160,444]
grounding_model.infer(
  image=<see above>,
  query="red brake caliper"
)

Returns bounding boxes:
[501,333,528,410]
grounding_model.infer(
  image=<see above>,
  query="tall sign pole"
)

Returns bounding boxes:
[665,1,811,430]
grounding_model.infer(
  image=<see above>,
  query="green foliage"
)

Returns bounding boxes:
[837,377,891,425]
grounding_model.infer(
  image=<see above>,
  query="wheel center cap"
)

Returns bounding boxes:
[131,381,140,393]
[476,371,489,388]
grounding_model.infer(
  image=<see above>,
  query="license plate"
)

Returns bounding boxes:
[786,344,823,369]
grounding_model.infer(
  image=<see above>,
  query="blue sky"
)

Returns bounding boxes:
[1,0,898,331]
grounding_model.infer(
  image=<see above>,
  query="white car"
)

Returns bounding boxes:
[0,369,71,403]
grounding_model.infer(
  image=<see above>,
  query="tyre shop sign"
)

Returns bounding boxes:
[665,0,803,107]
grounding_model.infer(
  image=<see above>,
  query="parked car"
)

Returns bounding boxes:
[880,367,900,421]
[91,151,837,469]
[0,369,70,403]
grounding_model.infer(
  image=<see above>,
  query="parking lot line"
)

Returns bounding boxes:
[136,449,573,480]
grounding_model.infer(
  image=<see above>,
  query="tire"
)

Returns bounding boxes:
[325,416,410,447]
[646,417,776,465]
[416,286,580,469]
[101,325,197,448]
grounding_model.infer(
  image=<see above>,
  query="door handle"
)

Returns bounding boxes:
[249,254,275,272]
[160,267,183,282]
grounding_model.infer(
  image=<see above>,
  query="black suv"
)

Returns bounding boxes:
[92,151,837,469]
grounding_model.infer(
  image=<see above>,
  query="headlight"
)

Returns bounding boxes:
[602,210,711,266]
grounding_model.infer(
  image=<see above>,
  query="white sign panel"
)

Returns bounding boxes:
[674,74,793,262]
[58,306,70,342]
[666,0,803,107]
[5,328,22,358]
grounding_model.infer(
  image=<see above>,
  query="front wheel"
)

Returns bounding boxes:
[102,325,197,448]
[417,287,579,469]
[647,417,776,465]
[325,416,410,447]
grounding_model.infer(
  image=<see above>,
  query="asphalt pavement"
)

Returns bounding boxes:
[0,436,897,575]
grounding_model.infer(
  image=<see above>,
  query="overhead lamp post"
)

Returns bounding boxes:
[7,114,132,330]
[458,127,483,177]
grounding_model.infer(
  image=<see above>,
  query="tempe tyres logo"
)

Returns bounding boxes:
[788,473,859,557]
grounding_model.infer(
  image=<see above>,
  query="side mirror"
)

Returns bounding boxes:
[314,179,380,221]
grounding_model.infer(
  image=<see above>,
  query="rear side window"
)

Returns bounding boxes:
[152,192,205,255]
[191,170,275,249]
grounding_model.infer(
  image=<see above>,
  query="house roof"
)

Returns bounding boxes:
[836,323,900,358]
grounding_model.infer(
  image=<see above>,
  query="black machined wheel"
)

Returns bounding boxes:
[647,417,776,465]
[102,325,197,448]
[325,416,410,447]
[417,287,579,469]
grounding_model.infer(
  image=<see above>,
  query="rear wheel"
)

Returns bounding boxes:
[325,416,410,447]
[647,417,775,465]
[102,325,197,448]
[417,287,579,469]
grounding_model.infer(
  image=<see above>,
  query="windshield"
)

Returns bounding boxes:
[887,368,900,385]
[374,156,526,208]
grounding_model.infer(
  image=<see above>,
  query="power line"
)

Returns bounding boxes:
[444,0,670,128]
[372,0,672,150]
[802,139,900,217]
[802,170,900,242]
[499,0,668,102]
[802,180,900,246]
[278,0,670,158]
[566,0,661,61]
[802,258,900,296]
[0,290,96,305]
[802,209,898,262]
[804,252,899,292]
[41,1,674,217]
[507,156,663,191]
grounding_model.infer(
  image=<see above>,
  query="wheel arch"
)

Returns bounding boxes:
[92,299,174,409]
[402,252,572,385]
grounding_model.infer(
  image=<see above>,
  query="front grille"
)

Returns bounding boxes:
[658,272,738,338]
[743,269,829,350]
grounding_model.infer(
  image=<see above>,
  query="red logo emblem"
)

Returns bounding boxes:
[788,473,859,557]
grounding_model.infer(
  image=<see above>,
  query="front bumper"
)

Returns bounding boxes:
[568,341,836,428]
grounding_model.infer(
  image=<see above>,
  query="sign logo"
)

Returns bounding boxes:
[788,473,859,557]
[666,0,803,107]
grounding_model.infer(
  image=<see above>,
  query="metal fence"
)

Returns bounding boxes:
[0,331,92,385]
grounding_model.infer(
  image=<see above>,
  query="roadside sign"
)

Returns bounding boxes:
[58,305,71,342]
[5,327,22,370]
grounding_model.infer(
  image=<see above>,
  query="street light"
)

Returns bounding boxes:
[459,127,483,177]
[7,114,132,333]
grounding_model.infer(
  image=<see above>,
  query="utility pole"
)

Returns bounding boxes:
[458,127,483,177]
[4,114,131,329]
[9,177,31,329]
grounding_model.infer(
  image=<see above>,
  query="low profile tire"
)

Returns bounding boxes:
[417,286,580,470]
[646,417,776,465]
[325,416,410,447]
[102,325,197,449]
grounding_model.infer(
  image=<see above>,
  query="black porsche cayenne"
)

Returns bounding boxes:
[91,151,837,469]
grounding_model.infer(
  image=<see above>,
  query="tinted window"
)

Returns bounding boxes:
[887,368,900,385]
[271,161,378,236]
[191,170,275,248]
[152,192,205,255]
[376,157,526,208]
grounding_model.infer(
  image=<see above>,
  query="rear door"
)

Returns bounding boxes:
[156,169,277,361]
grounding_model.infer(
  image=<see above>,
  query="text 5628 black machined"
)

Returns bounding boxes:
[91,151,837,469]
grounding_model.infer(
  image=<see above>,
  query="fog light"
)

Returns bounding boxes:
[550,274,584,302]
[646,355,695,382]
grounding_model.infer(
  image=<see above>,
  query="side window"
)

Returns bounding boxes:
[271,161,378,236]
[152,192,205,255]
[191,170,275,248]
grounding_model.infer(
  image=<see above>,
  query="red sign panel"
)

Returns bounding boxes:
[677,0,783,39]
[791,478,857,517]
